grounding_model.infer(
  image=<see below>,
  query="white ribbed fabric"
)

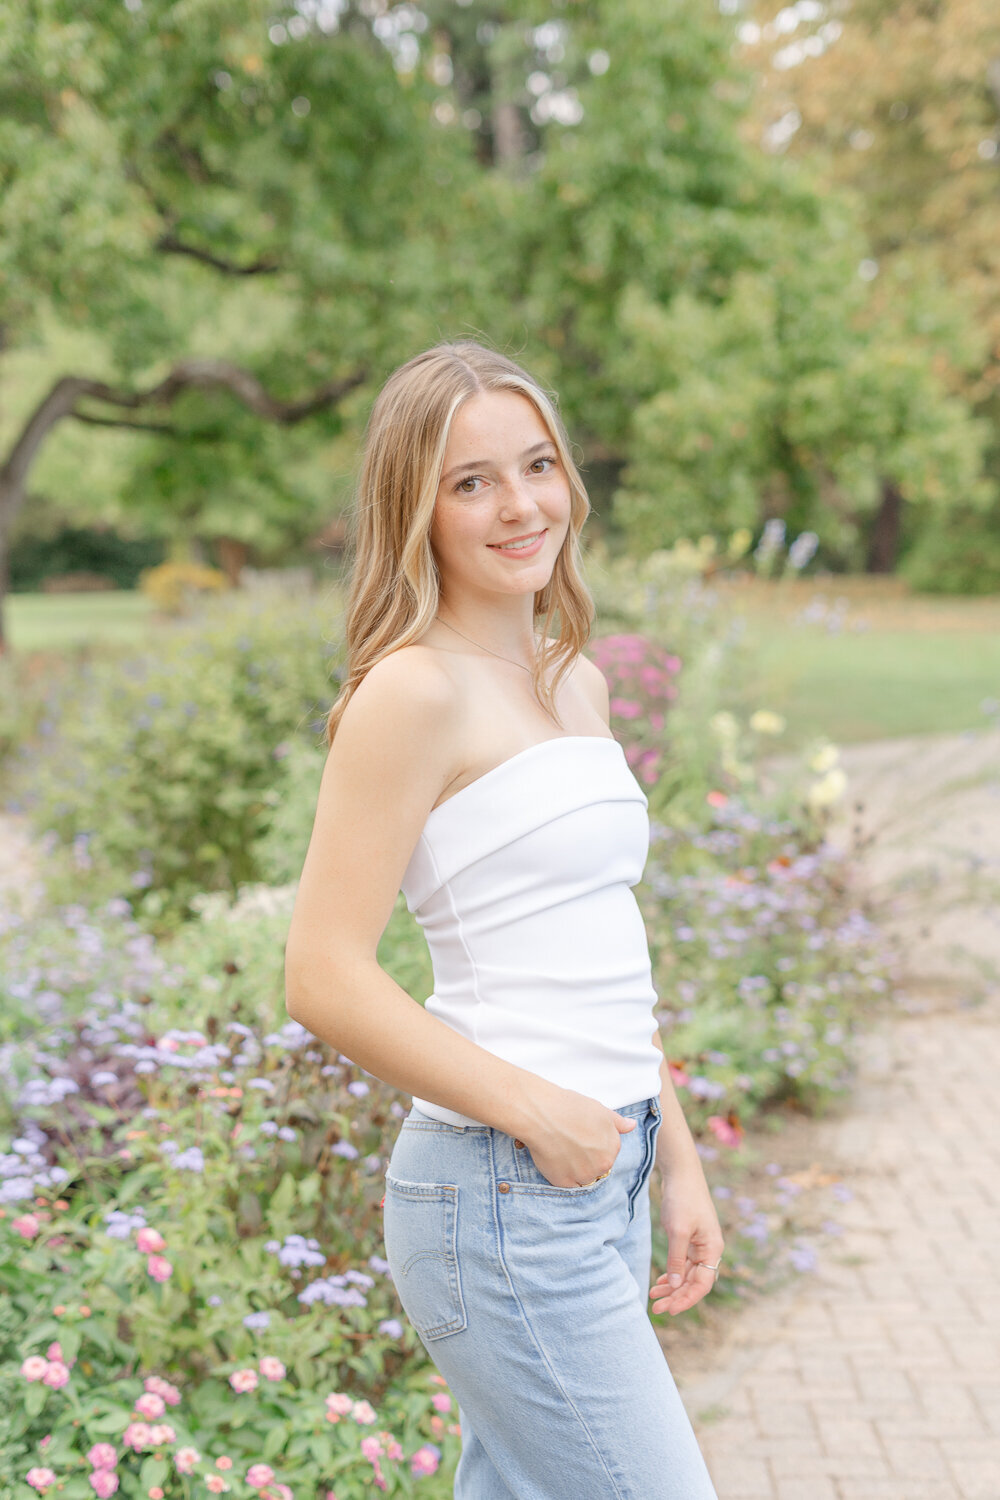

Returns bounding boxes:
[400,735,664,1127]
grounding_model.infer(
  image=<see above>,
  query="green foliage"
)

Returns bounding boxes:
[8,526,166,593]
[10,588,340,926]
[0,0,993,587]
[898,500,1000,595]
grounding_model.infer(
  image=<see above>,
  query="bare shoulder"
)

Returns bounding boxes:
[551,638,609,718]
[346,643,459,728]
[329,643,465,811]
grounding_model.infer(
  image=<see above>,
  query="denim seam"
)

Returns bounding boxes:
[485,1129,630,1500]
[626,1106,659,1225]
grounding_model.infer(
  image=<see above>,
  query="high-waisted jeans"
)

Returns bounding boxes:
[382,1095,720,1499]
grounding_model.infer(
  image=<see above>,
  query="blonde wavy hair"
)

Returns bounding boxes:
[325,339,596,745]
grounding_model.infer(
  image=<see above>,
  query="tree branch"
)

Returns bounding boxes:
[0,360,369,534]
[154,231,280,276]
[71,413,181,435]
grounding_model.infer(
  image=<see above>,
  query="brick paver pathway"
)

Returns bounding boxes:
[672,728,1000,1499]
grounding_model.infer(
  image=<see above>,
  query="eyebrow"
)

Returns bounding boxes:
[440,440,556,485]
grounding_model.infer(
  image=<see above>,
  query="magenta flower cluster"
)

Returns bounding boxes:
[589,634,682,785]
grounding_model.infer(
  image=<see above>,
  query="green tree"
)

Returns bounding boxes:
[0,0,495,647]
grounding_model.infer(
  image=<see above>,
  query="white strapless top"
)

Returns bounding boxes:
[399,735,663,1127]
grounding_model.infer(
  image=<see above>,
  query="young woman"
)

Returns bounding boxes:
[284,340,722,1498]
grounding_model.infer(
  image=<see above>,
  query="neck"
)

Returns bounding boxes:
[436,598,540,661]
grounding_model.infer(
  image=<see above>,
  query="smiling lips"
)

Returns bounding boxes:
[487,529,548,556]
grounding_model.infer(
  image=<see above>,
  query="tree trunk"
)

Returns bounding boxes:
[866,477,903,573]
[492,99,526,168]
[0,520,8,656]
[213,535,249,585]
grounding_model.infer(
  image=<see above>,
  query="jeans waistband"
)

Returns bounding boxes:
[406,1094,660,1132]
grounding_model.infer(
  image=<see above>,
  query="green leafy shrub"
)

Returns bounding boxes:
[9,590,341,928]
[898,501,1000,596]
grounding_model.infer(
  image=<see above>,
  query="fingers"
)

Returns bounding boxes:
[649,1262,718,1316]
[613,1113,637,1133]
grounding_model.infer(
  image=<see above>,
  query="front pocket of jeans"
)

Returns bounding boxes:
[513,1144,619,1195]
[383,1175,467,1341]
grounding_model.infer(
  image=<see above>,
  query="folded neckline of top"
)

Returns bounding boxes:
[427,734,625,820]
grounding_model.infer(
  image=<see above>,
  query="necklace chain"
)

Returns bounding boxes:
[435,616,537,675]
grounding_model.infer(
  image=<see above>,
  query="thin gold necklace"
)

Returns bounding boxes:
[435,616,537,676]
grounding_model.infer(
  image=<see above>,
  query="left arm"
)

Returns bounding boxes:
[576,649,725,1313]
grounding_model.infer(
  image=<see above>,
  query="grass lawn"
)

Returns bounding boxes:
[5,576,1000,749]
[6,590,158,652]
[718,575,1000,749]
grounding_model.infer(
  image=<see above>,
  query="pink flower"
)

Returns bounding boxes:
[665,655,681,672]
[706,790,728,808]
[431,1392,451,1413]
[411,1445,440,1476]
[88,1469,119,1497]
[123,1423,153,1451]
[351,1399,377,1424]
[134,1393,165,1420]
[43,1361,71,1389]
[215,1456,233,1471]
[144,1376,181,1405]
[21,1356,49,1382]
[148,1489,164,1500]
[149,1425,175,1446]
[229,1368,259,1393]
[45,1342,65,1362]
[205,1477,229,1494]
[146,1255,172,1283]
[136,1228,166,1254]
[610,697,642,719]
[667,1063,690,1088]
[360,1436,383,1461]
[649,712,664,732]
[258,1356,285,1382]
[324,1391,353,1422]
[707,1114,743,1148]
[246,1464,275,1487]
[86,1444,118,1470]
[26,1468,57,1492]
[380,1433,404,1462]
[174,1448,201,1474]
[13,1213,41,1238]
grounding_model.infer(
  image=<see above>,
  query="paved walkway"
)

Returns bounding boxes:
[672,728,1000,1499]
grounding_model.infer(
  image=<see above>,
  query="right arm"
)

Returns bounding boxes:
[283,649,635,1181]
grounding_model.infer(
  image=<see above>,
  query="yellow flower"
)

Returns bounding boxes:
[807,743,840,774]
[710,711,740,741]
[727,527,753,558]
[749,710,786,736]
[697,535,717,554]
[806,768,848,810]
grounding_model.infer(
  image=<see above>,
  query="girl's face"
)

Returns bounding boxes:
[430,389,572,604]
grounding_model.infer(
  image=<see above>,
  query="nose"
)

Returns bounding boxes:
[498,473,540,520]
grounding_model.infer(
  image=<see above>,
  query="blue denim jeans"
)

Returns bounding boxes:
[382,1095,719,1499]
